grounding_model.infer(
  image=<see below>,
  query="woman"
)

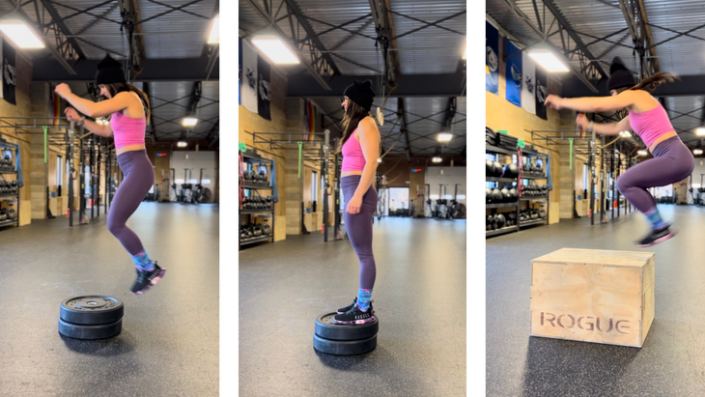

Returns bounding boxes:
[545,57,694,247]
[55,54,165,294]
[333,80,381,324]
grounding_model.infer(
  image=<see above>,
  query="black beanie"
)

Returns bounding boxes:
[95,54,126,85]
[607,57,636,91]
[343,80,375,112]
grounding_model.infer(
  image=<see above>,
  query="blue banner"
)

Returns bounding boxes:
[505,38,522,107]
[486,21,499,95]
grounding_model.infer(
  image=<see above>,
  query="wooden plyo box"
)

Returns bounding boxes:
[530,248,655,348]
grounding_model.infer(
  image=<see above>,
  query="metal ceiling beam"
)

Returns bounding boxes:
[244,0,339,90]
[499,0,604,93]
[179,82,203,141]
[617,0,659,78]
[32,58,219,82]
[142,82,158,144]
[118,0,146,79]
[397,98,412,161]
[288,73,463,97]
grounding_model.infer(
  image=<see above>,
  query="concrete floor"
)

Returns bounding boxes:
[239,217,466,397]
[487,205,705,397]
[0,203,218,397]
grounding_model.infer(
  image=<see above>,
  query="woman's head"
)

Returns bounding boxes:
[337,80,375,153]
[95,54,151,122]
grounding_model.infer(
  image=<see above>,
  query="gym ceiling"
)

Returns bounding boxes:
[240,0,467,162]
[0,0,220,146]
[488,0,705,151]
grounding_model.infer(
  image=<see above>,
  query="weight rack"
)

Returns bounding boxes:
[239,150,276,250]
[0,137,21,229]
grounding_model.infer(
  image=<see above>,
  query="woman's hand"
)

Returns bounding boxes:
[544,94,564,110]
[55,83,72,99]
[64,107,82,123]
[576,113,590,131]
[346,195,362,214]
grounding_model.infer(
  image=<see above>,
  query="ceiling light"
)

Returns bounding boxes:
[207,15,219,44]
[696,127,705,136]
[437,133,453,143]
[177,141,187,148]
[182,117,198,127]
[637,150,648,156]
[619,131,631,138]
[528,50,569,73]
[252,35,300,64]
[377,158,382,163]
[462,38,467,60]
[695,149,703,155]
[0,18,45,49]
[432,156,442,163]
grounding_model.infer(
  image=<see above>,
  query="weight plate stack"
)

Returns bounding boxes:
[59,295,124,340]
[313,312,378,356]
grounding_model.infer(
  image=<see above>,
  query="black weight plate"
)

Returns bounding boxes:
[314,312,379,341]
[58,318,122,340]
[60,295,124,325]
[313,333,377,356]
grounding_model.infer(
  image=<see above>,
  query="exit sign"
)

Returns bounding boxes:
[411,168,422,172]
[156,153,168,157]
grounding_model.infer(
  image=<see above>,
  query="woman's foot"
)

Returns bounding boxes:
[337,297,375,315]
[130,262,166,295]
[637,225,677,247]
[332,302,375,325]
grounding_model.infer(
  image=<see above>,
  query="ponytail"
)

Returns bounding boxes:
[630,72,679,92]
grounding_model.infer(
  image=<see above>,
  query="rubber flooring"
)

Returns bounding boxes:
[487,205,705,397]
[239,217,467,397]
[0,203,219,397]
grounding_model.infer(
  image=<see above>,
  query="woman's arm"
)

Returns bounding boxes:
[577,113,631,136]
[55,83,132,118]
[546,90,640,113]
[352,117,381,198]
[82,119,113,137]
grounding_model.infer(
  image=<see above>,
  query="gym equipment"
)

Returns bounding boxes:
[503,164,519,179]
[492,161,502,176]
[500,188,511,202]
[486,188,492,203]
[486,160,494,176]
[58,295,124,340]
[313,312,378,355]
[491,189,502,202]
[531,248,655,348]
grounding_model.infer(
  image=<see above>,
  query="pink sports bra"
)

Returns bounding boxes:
[110,93,146,149]
[628,104,676,148]
[341,130,366,172]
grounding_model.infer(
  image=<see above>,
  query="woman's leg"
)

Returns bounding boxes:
[616,138,693,244]
[342,176,378,313]
[107,151,155,262]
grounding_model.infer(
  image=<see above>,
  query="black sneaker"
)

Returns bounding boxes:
[130,262,166,295]
[637,225,677,247]
[332,302,375,325]
[337,297,375,314]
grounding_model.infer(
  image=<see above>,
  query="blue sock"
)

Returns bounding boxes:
[644,207,665,229]
[357,289,372,312]
[131,251,154,271]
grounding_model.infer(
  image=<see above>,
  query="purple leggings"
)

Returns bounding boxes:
[107,150,154,255]
[342,176,378,290]
[617,136,694,213]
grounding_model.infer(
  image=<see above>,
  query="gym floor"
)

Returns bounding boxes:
[0,203,218,397]
[487,205,705,397]
[240,217,466,397]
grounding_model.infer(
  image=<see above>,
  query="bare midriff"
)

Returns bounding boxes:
[649,131,678,153]
[341,170,363,177]
[116,144,146,156]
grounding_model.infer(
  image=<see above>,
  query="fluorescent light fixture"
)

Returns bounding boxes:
[437,133,453,143]
[377,158,382,163]
[528,50,569,73]
[177,141,187,148]
[696,127,705,136]
[637,150,648,156]
[694,149,703,155]
[619,131,631,138]
[0,18,45,49]
[432,156,442,163]
[182,117,198,127]
[252,35,300,64]
[207,15,219,44]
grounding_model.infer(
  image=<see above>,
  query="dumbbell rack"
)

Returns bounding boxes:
[239,151,275,250]
[518,148,549,229]
[0,140,20,229]
[486,145,520,238]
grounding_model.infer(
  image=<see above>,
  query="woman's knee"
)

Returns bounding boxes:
[616,176,632,193]
[107,218,124,236]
